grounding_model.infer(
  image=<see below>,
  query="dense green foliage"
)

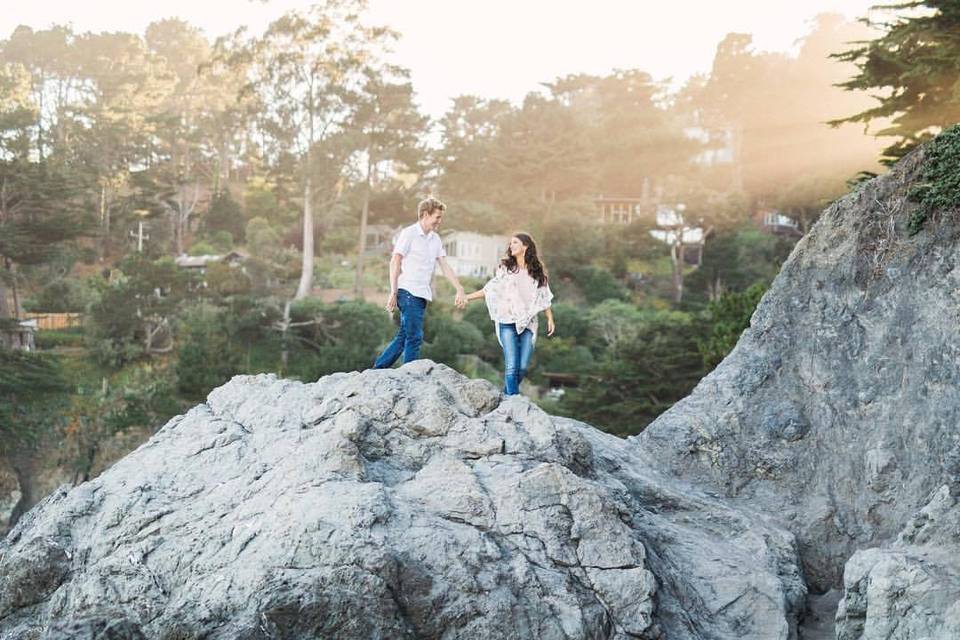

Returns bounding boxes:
[907,124,960,234]
[0,348,67,455]
[560,311,706,437]
[698,282,768,369]
[175,304,243,399]
[0,3,924,480]
[832,1,960,163]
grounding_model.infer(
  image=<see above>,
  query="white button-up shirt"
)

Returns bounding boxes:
[395,222,445,301]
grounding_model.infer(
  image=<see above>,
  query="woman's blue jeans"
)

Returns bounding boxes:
[374,289,427,368]
[498,322,534,395]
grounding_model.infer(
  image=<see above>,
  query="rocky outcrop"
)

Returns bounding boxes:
[0,363,805,639]
[835,485,960,640]
[637,147,960,592]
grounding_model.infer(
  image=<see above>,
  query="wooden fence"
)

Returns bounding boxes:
[22,313,84,331]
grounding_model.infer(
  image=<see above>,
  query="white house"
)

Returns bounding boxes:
[439,231,510,278]
[650,204,706,267]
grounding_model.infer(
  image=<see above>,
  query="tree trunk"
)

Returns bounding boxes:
[0,282,9,319]
[10,263,20,320]
[354,156,373,300]
[0,260,11,319]
[295,171,315,300]
[219,139,230,194]
[175,211,183,256]
[280,300,291,373]
[672,239,684,304]
[295,91,317,301]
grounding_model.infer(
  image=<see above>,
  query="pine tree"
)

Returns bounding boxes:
[831,1,960,162]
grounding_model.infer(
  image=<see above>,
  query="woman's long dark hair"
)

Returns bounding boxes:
[501,232,548,287]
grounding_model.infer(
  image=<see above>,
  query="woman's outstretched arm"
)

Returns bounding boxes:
[458,289,485,309]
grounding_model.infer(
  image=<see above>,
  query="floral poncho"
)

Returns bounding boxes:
[482,265,554,343]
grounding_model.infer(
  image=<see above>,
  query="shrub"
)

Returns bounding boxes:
[908,124,960,235]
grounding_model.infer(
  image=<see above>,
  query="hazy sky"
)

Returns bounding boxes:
[0,0,880,118]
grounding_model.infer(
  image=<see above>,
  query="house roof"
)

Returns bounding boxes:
[175,254,221,268]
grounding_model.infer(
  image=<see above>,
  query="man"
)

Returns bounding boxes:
[373,197,466,368]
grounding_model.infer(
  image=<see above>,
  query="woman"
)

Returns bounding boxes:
[461,233,555,396]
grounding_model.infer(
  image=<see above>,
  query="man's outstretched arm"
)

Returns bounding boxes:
[437,257,466,307]
[386,253,403,312]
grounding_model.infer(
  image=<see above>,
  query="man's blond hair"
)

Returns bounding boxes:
[417,197,446,218]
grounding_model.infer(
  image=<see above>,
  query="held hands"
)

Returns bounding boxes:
[385,291,398,313]
[454,288,467,310]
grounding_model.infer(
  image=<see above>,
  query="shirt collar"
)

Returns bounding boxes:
[415,222,431,237]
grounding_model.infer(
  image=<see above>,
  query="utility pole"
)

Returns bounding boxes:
[129,210,151,253]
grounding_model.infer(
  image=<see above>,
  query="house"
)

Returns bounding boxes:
[438,231,509,279]
[0,318,37,352]
[175,251,248,273]
[593,195,648,224]
[175,254,221,271]
[755,209,802,238]
[650,204,705,267]
[366,224,402,254]
[542,372,581,400]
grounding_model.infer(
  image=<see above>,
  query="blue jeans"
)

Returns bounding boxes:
[499,322,535,395]
[374,289,427,368]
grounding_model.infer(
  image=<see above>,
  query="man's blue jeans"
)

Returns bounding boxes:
[374,289,427,368]
[498,322,535,395]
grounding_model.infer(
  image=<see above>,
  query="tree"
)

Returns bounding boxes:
[87,255,192,368]
[63,362,179,484]
[351,66,429,298]
[0,160,90,319]
[561,311,706,437]
[547,70,697,195]
[684,224,791,302]
[175,302,243,399]
[243,0,394,299]
[0,25,77,161]
[697,281,767,369]
[0,347,67,525]
[0,61,36,157]
[436,95,514,203]
[281,298,393,378]
[491,93,596,221]
[682,17,882,199]
[70,31,176,256]
[203,190,245,242]
[422,308,485,367]
[146,19,220,255]
[832,2,960,162]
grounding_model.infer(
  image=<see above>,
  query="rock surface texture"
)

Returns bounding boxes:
[4,144,960,639]
[638,147,960,596]
[835,486,960,640]
[0,363,804,639]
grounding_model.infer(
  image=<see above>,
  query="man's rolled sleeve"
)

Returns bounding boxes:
[393,227,414,257]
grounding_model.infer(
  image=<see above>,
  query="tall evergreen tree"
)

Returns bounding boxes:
[242,0,394,300]
[831,1,960,162]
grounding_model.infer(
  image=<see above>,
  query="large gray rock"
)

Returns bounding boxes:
[636,147,960,591]
[0,362,805,639]
[835,485,960,640]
